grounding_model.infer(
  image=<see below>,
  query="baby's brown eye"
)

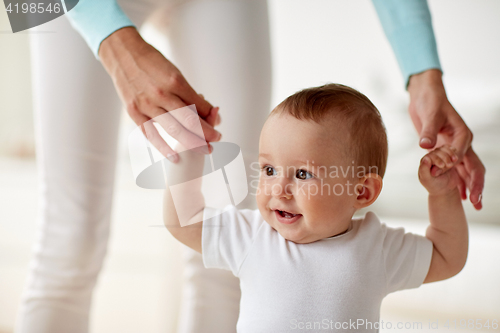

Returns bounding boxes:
[264,166,276,176]
[296,169,312,180]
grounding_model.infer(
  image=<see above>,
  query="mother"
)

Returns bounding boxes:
[17,0,484,332]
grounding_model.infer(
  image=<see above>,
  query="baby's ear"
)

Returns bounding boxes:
[353,173,383,209]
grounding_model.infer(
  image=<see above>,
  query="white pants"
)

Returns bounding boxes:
[17,0,271,331]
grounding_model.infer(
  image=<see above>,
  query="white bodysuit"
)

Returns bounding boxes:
[202,207,433,333]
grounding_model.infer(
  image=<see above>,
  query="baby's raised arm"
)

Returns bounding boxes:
[418,145,468,283]
[163,145,206,253]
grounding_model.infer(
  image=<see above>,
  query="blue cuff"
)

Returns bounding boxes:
[372,0,442,88]
[65,0,136,59]
[388,22,442,87]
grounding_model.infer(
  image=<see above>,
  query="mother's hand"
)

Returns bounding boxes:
[99,27,221,163]
[408,69,485,210]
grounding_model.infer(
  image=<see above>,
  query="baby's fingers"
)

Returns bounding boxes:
[419,148,450,179]
[419,155,434,181]
[420,153,444,178]
[429,146,457,177]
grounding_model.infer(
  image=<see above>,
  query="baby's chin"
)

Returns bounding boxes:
[280,230,318,244]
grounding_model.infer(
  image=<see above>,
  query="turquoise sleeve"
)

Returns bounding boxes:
[371,0,442,87]
[65,0,136,59]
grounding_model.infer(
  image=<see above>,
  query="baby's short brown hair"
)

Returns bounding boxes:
[270,83,388,178]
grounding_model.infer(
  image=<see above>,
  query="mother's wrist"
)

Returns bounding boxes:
[408,69,444,95]
[99,27,145,75]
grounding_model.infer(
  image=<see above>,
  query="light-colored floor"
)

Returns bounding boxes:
[1,157,499,333]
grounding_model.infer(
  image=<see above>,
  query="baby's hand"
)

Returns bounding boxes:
[419,145,461,196]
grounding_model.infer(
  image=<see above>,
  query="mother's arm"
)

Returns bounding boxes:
[65,0,134,58]
[372,0,485,210]
[66,0,222,162]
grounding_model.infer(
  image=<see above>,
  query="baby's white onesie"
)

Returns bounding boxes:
[202,206,433,333]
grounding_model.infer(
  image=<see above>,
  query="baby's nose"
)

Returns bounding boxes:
[271,179,293,199]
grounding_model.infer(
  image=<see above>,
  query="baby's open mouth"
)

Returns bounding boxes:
[276,210,301,218]
[274,209,302,224]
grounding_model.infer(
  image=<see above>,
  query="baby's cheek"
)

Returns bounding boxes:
[255,183,269,205]
[294,182,316,199]
[294,184,322,210]
[304,182,343,209]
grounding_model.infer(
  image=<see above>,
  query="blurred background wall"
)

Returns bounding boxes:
[0,10,34,157]
[1,1,499,332]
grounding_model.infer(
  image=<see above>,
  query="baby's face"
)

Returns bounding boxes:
[257,113,360,244]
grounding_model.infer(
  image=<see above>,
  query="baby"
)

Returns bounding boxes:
[163,83,468,332]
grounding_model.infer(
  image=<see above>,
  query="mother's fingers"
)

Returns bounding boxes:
[463,147,485,210]
[454,148,485,210]
[176,81,214,119]
[158,94,220,142]
[143,120,179,163]
[455,163,470,201]
[151,108,211,155]
[129,110,179,163]
[457,172,467,202]
[204,107,221,128]
[448,110,473,162]
[196,94,221,127]
[418,107,444,149]
[169,105,222,142]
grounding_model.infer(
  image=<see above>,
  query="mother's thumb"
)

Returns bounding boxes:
[419,117,441,149]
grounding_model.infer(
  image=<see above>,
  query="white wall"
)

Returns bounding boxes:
[0,8,34,157]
